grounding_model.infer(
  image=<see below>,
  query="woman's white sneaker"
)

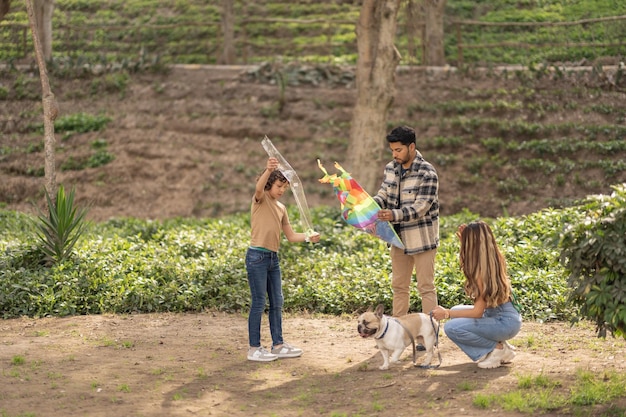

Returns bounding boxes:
[248,347,278,362]
[271,342,303,358]
[477,346,506,369]
[501,341,517,364]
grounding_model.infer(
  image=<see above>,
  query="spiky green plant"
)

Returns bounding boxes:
[34,185,89,265]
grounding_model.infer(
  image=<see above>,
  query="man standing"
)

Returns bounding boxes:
[373,125,439,317]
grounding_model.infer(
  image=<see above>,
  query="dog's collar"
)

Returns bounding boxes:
[375,316,394,340]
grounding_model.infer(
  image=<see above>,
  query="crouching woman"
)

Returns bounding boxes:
[431,220,522,369]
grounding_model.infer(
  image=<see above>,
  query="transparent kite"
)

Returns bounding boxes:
[317,160,404,249]
[261,136,317,239]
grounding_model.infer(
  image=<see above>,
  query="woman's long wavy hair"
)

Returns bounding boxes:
[458,221,511,308]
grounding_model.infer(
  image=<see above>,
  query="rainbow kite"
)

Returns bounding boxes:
[318,160,404,249]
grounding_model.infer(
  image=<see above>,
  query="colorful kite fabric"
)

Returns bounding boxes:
[261,136,316,237]
[317,160,404,249]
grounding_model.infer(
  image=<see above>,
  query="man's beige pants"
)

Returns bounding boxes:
[390,246,438,316]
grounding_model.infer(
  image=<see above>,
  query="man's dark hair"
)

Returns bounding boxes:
[264,170,288,190]
[386,125,416,146]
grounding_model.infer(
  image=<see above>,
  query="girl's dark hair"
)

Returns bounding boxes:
[263,169,288,190]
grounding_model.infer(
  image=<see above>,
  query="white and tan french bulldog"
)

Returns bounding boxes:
[357,304,436,370]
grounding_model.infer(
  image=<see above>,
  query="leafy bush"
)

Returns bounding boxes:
[559,184,626,338]
[54,112,111,133]
[0,203,577,322]
[62,150,115,171]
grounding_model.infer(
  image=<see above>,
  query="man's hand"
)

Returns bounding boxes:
[377,209,393,222]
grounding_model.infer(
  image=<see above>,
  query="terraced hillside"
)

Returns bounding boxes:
[0,63,624,221]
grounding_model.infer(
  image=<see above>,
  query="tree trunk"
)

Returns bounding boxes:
[0,0,10,21]
[25,0,58,201]
[33,0,54,61]
[219,0,235,65]
[348,0,401,194]
[423,0,447,66]
[405,0,421,64]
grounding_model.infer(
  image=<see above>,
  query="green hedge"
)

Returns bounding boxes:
[0,205,581,321]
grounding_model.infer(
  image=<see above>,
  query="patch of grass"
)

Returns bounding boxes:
[61,149,115,171]
[498,388,565,413]
[518,373,561,389]
[89,73,130,97]
[472,393,492,409]
[473,369,626,414]
[100,337,117,347]
[458,380,476,391]
[121,340,135,349]
[196,367,208,379]
[151,368,166,375]
[47,371,63,380]
[11,355,25,365]
[118,384,131,393]
[570,370,626,406]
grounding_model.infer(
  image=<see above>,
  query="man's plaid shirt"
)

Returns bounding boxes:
[373,151,439,255]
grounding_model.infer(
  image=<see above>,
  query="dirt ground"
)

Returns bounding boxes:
[1,312,625,417]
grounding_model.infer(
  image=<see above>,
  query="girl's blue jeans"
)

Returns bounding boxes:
[245,248,284,348]
[443,301,522,361]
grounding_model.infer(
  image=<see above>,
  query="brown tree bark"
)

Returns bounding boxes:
[347,0,402,194]
[1,1,54,59]
[423,0,447,66]
[405,0,421,64]
[218,0,235,65]
[33,0,54,61]
[25,0,58,200]
[0,0,10,21]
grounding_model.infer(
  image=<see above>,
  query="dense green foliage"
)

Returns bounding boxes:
[1,204,583,322]
[52,112,111,134]
[559,184,626,338]
[0,0,624,65]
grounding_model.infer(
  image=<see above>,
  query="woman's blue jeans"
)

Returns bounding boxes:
[444,301,522,361]
[245,248,284,348]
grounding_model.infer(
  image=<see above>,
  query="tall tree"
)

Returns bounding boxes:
[405,0,421,64]
[0,0,11,20]
[0,0,54,60]
[33,0,54,61]
[219,0,235,65]
[423,0,447,66]
[25,0,58,200]
[347,0,402,193]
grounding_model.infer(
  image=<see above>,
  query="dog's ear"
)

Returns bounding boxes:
[374,304,385,318]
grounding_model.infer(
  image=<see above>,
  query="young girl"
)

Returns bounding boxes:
[431,220,522,369]
[246,157,321,362]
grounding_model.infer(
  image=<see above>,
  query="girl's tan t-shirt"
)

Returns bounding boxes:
[249,191,287,253]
